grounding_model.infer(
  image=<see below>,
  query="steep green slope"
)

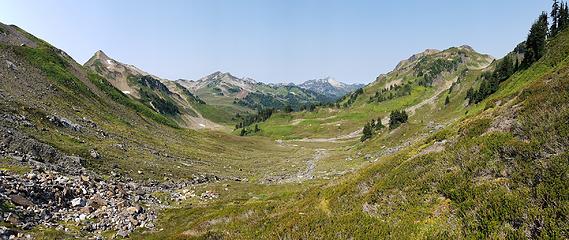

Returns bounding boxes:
[0,23,323,183]
[255,46,493,140]
[84,51,220,130]
[136,24,569,240]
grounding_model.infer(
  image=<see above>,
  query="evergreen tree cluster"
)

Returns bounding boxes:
[176,83,206,104]
[521,12,549,69]
[235,108,274,130]
[283,105,293,113]
[239,124,261,136]
[415,58,462,87]
[388,110,408,130]
[466,54,519,105]
[360,117,385,142]
[237,92,285,110]
[467,1,566,105]
[299,104,317,112]
[368,83,412,103]
[337,88,364,108]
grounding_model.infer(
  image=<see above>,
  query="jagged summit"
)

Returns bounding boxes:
[85,50,150,78]
[180,71,258,94]
[93,49,109,59]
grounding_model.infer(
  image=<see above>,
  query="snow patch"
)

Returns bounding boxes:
[199,124,206,128]
[122,91,131,94]
[327,78,344,88]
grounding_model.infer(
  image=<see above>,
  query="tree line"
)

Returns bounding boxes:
[467,0,568,104]
[415,58,462,87]
[234,108,274,130]
[368,83,412,103]
[337,88,364,108]
[466,54,519,104]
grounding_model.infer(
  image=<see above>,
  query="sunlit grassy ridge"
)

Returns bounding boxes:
[254,46,492,140]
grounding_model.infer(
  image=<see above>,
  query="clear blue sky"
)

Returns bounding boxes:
[0,0,551,84]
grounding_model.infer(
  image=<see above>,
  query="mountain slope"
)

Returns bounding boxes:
[84,50,223,130]
[254,45,494,140]
[84,50,151,97]
[1,22,349,238]
[137,25,569,240]
[298,77,364,99]
[176,72,334,124]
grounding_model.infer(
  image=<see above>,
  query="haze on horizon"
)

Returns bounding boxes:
[0,0,550,84]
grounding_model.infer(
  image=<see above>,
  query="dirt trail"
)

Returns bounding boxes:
[291,129,362,143]
[290,116,336,126]
[292,149,328,181]
[297,77,455,143]
[274,149,329,183]
[299,149,327,180]
[293,68,494,143]
[407,77,456,115]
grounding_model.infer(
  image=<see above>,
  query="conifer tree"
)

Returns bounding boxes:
[361,122,373,142]
[551,0,560,36]
[560,2,569,31]
[375,118,385,130]
[521,12,549,69]
[466,87,474,101]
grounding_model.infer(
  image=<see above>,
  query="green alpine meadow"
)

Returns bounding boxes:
[0,1,567,239]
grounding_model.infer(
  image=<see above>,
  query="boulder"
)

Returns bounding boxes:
[71,198,86,207]
[125,205,142,215]
[89,149,100,159]
[9,194,33,207]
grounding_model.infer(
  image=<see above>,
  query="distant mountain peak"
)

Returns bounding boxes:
[199,71,257,84]
[85,50,150,77]
[459,45,475,51]
[298,77,363,99]
[94,49,108,58]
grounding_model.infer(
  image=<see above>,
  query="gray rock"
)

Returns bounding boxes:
[89,149,100,159]
[5,60,17,71]
[116,229,129,238]
[71,198,86,207]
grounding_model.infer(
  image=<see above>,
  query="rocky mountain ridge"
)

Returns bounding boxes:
[298,77,364,99]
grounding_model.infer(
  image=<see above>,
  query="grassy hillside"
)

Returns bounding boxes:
[133,26,569,240]
[0,24,333,183]
[2,10,569,239]
[253,46,493,140]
